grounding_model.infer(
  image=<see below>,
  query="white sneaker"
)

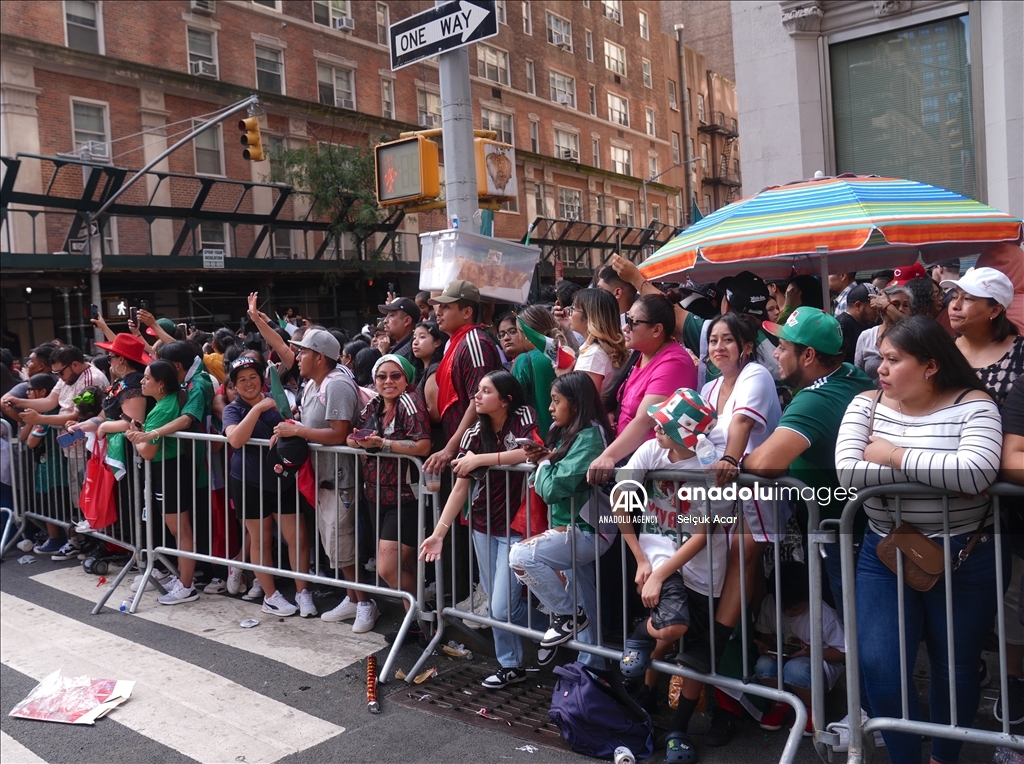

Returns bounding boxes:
[262,590,298,617]
[242,578,264,601]
[321,595,358,622]
[157,580,199,605]
[456,583,489,629]
[827,710,885,752]
[204,578,227,594]
[75,519,94,533]
[352,600,379,633]
[295,589,317,618]
[227,566,246,595]
[130,570,174,592]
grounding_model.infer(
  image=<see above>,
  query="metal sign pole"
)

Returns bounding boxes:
[436,3,478,233]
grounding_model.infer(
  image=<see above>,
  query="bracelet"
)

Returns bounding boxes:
[382,439,391,453]
[437,521,450,529]
[497,451,501,466]
[720,455,739,467]
[888,446,900,469]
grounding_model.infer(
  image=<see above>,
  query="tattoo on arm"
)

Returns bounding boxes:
[394,439,417,450]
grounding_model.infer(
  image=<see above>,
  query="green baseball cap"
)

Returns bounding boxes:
[647,388,718,449]
[762,307,843,355]
[429,279,480,305]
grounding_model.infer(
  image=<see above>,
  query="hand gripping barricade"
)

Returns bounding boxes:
[132,431,427,684]
[414,464,821,764]
[2,418,144,614]
[820,482,1024,762]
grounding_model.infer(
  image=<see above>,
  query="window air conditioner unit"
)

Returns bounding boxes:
[190,60,218,77]
[562,149,579,161]
[340,98,355,109]
[80,141,109,160]
[608,9,620,22]
[551,32,564,46]
[333,16,355,31]
[557,94,571,105]
[190,0,215,14]
[420,114,437,127]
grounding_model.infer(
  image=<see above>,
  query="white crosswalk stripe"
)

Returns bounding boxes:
[1,730,47,763]
[0,592,345,763]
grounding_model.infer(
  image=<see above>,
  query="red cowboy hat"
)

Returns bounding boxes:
[94,333,153,366]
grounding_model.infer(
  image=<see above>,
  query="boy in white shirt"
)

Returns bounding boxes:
[613,388,734,763]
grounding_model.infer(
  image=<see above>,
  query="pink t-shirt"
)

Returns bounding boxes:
[616,342,697,437]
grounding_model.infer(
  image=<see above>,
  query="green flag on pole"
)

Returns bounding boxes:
[691,195,704,223]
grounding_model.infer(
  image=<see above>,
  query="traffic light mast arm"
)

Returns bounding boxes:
[398,129,498,140]
[94,95,261,220]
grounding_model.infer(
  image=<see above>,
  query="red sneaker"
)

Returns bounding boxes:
[793,712,814,738]
[759,701,789,731]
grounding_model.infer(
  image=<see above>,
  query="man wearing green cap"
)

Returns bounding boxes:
[743,307,873,623]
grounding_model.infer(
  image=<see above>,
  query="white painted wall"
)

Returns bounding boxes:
[980,0,1024,217]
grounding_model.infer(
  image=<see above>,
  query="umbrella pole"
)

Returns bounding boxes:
[816,246,831,313]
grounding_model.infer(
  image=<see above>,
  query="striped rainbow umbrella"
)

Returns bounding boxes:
[640,174,1023,283]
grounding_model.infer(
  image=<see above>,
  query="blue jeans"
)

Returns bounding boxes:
[857,530,1004,764]
[471,530,527,669]
[509,527,612,668]
[754,655,812,689]
[822,540,860,626]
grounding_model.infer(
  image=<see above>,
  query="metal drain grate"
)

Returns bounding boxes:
[392,663,568,751]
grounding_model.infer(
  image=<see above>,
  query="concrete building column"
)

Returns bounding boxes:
[979,0,1023,217]
[138,87,174,255]
[0,60,46,255]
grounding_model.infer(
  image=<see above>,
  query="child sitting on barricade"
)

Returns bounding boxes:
[753,560,845,737]
[612,388,732,764]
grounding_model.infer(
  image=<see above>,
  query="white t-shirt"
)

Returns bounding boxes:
[55,364,109,416]
[756,592,846,688]
[700,362,781,454]
[619,440,729,597]
[574,343,617,396]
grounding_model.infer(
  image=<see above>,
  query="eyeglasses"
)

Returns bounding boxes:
[375,372,406,382]
[565,306,581,317]
[497,327,519,340]
[51,366,69,376]
[654,422,666,435]
[624,315,655,329]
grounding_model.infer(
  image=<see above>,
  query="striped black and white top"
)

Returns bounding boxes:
[836,392,1002,536]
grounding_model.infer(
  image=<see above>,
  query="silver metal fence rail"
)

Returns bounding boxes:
[1,418,21,555]
[836,482,1024,762]
[416,464,822,763]
[133,431,428,685]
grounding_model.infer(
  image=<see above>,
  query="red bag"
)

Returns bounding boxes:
[80,443,117,531]
[510,484,548,537]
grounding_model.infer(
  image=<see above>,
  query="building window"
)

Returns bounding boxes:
[529,121,540,152]
[71,99,108,155]
[697,93,706,123]
[645,107,656,137]
[611,145,632,176]
[604,40,626,76]
[558,187,583,219]
[688,137,695,165]
[65,0,101,54]
[639,9,649,40]
[273,228,291,258]
[651,203,660,222]
[481,108,513,144]
[525,60,535,95]
[642,59,652,89]
[616,198,635,226]
[550,71,576,108]
[187,28,217,76]
[585,30,593,61]
[312,0,351,28]
[592,138,600,169]
[534,182,545,215]
[602,0,622,23]
[500,195,519,213]
[477,44,510,85]
[265,134,284,160]
[198,222,228,256]
[546,13,572,50]
[253,0,280,8]
[687,88,692,119]
[648,154,658,179]
[582,0,590,7]
[554,130,580,161]
[255,46,283,93]
[522,1,531,34]
[588,85,597,116]
[668,80,678,110]
[376,3,389,46]
[700,142,709,172]
[607,92,629,126]
[703,193,712,215]
[417,90,441,127]
[671,132,680,163]
[318,64,355,108]
[193,120,224,175]
[830,15,976,199]
[496,0,507,24]
[381,78,394,119]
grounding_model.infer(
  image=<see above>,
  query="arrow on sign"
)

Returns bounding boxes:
[395,0,490,56]
[389,0,498,70]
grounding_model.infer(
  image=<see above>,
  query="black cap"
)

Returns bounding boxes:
[378,297,420,322]
[269,436,309,480]
[846,283,872,305]
[677,282,720,320]
[718,271,770,318]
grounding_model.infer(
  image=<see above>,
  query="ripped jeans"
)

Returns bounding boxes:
[509,527,613,668]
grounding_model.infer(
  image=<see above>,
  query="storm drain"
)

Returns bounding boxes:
[392,663,568,751]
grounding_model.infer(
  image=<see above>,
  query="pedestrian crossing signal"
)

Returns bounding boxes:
[375,135,440,206]
[238,116,264,161]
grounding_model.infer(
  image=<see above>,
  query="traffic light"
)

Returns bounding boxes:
[238,116,264,161]
[375,135,440,206]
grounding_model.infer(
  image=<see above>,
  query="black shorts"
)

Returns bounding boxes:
[681,585,718,652]
[378,503,420,547]
[149,458,181,517]
[649,571,691,631]
[229,477,298,520]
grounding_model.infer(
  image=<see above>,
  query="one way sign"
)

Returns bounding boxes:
[389,0,498,71]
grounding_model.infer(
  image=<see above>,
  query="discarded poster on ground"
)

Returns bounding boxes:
[9,670,135,725]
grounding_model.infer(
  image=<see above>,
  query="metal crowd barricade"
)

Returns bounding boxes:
[835,483,1024,762]
[1,418,20,554]
[132,431,428,685]
[415,464,822,764]
[2,418,144,613]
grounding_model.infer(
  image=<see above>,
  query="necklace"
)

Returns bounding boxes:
[897,397,940,436]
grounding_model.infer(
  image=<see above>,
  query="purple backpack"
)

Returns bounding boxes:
[548,662,654,760]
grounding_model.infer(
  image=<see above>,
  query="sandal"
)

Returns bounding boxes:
[665,731,697,763]
[619,637,655,678]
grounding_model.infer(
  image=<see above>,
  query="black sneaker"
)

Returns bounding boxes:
[705,706,737,747]
[536,645,558,667]
[994,676,1024,726]
[481,666,528,689]
[540,607,589,648]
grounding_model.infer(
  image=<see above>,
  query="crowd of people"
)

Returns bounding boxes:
[1,244,1022,763]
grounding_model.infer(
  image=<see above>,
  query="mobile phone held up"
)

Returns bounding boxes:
[129,307,138,325]
[90,304,100,320]
[57,429,86,449]
[514,437,538,448]
[140,300,149,311]
[352,428,375,440]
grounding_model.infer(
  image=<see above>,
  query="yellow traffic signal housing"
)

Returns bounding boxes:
[375,135,440,206]
[474,138,517,200]
[238,116,264,161]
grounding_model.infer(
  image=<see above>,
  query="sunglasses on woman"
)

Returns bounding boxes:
[624,315,655,329]
[374,371,406,382]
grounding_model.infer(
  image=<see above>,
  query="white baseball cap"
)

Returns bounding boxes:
[941,267,1014,309]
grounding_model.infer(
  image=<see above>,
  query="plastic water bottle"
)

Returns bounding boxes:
[992,748,1024,764]
[695,434,717,489]
[119,598,132,612]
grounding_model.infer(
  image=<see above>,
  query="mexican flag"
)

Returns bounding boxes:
[517,316,576,370]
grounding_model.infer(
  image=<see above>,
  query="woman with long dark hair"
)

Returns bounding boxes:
[511,371,616,667]
[836,316,1004,763]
